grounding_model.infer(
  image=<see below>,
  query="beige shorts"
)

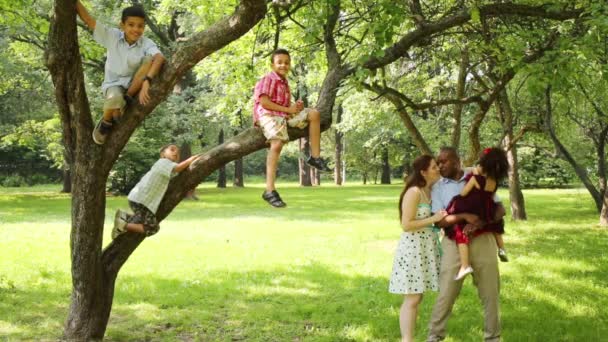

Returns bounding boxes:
[103,86,126,111]
[102,55,153,111]
[258,108,312,142]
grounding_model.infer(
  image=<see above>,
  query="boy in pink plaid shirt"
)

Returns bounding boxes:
[253,49,332,208]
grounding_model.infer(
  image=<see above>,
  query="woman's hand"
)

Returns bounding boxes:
[432,210,448,223]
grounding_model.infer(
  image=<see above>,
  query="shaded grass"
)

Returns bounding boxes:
[0,183,607,341]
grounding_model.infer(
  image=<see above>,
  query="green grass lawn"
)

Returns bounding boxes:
[0,183,607,341]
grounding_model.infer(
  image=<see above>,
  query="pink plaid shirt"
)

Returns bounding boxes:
[253,71,291,123]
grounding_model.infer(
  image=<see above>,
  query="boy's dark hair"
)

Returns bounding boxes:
[479,147,509,182]
[270,48,290,63]
[159,144,177,156]
[122,5,146,22]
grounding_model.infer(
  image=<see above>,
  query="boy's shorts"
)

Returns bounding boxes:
[102,55,154,111]
[128,201,160,236]
[258,108,312,142]
[103,86,127,111]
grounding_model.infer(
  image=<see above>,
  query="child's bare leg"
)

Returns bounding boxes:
[400,294,423,342]
[307,109,321,158]
[454,242,474,280]
[266,140,283,192]
[126,57,153,97]
[102,108,119,122]
[126,223,145,234]
[494,233,505,249]
[458,243,471,269]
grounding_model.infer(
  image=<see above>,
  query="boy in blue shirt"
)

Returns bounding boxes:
[76,0,165,145]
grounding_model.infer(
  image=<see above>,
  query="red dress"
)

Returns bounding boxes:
[446,174,504,244]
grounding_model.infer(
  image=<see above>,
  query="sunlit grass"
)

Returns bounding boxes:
[1,182,607,341]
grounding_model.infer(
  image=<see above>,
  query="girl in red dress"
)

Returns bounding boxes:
[447,147,510,281]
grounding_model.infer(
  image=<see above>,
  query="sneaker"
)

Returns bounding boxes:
[111,209,129,239]
[454,266,474,281]
[92,119,112,145]
[498,248,509,262]
[306,156,333,173]
[262,190,286,208]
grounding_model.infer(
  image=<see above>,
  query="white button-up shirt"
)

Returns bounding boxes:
[431,171,501,214]
[93,22,161,94]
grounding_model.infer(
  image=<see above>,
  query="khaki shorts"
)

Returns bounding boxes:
[103,86,126,111]
[102,55,153,111]
[258,108,312,142]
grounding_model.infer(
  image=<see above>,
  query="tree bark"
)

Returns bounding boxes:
[62,165,72,193]
[544,87,602,211]
[334,104,344,185]
[299,138,312,186]
[451,47,468,149]
[381,147,391,184]
[233,130,244,187]
[497,90,527,220]
[601,190,608,227]
[217,129,226,188]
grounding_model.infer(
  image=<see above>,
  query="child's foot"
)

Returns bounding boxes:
[498,248,509,262]
[454,266,473,281]
[92,119,113,145]
[262,190,286,208]
[112,209,129,239]
[306,156,332,173]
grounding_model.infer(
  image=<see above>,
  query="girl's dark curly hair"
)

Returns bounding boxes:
[479,147,509,182]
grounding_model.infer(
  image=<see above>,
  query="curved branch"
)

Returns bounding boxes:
[360,3,581,71]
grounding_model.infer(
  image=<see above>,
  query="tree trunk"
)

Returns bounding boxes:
[217,129,226,188]
[362,172,367,185]
[64,173,117,339]
[299,138,312,186]
[544,87,602,211]
[334,104,344,185]
[601,190,608,227]
[46,0,269,339]
[497,89,527,220]
[312,168,320,186]
[233,131,244,187]
[381,147,391,184]
[62,165,72,193]
[451,47,468,149]
[506,142,527,220]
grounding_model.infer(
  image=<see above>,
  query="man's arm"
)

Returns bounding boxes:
[435,212,483,229]
[173,155,199,173]
[76,0,96,30]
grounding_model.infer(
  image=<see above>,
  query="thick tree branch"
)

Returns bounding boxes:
[360,3,582,71]
[543,86,601,211]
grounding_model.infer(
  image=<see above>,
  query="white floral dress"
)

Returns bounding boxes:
[389,203,441,294]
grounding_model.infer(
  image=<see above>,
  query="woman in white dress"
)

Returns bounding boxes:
[389,155,447,342]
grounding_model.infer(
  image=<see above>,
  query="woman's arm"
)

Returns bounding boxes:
[401,188,446,232]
